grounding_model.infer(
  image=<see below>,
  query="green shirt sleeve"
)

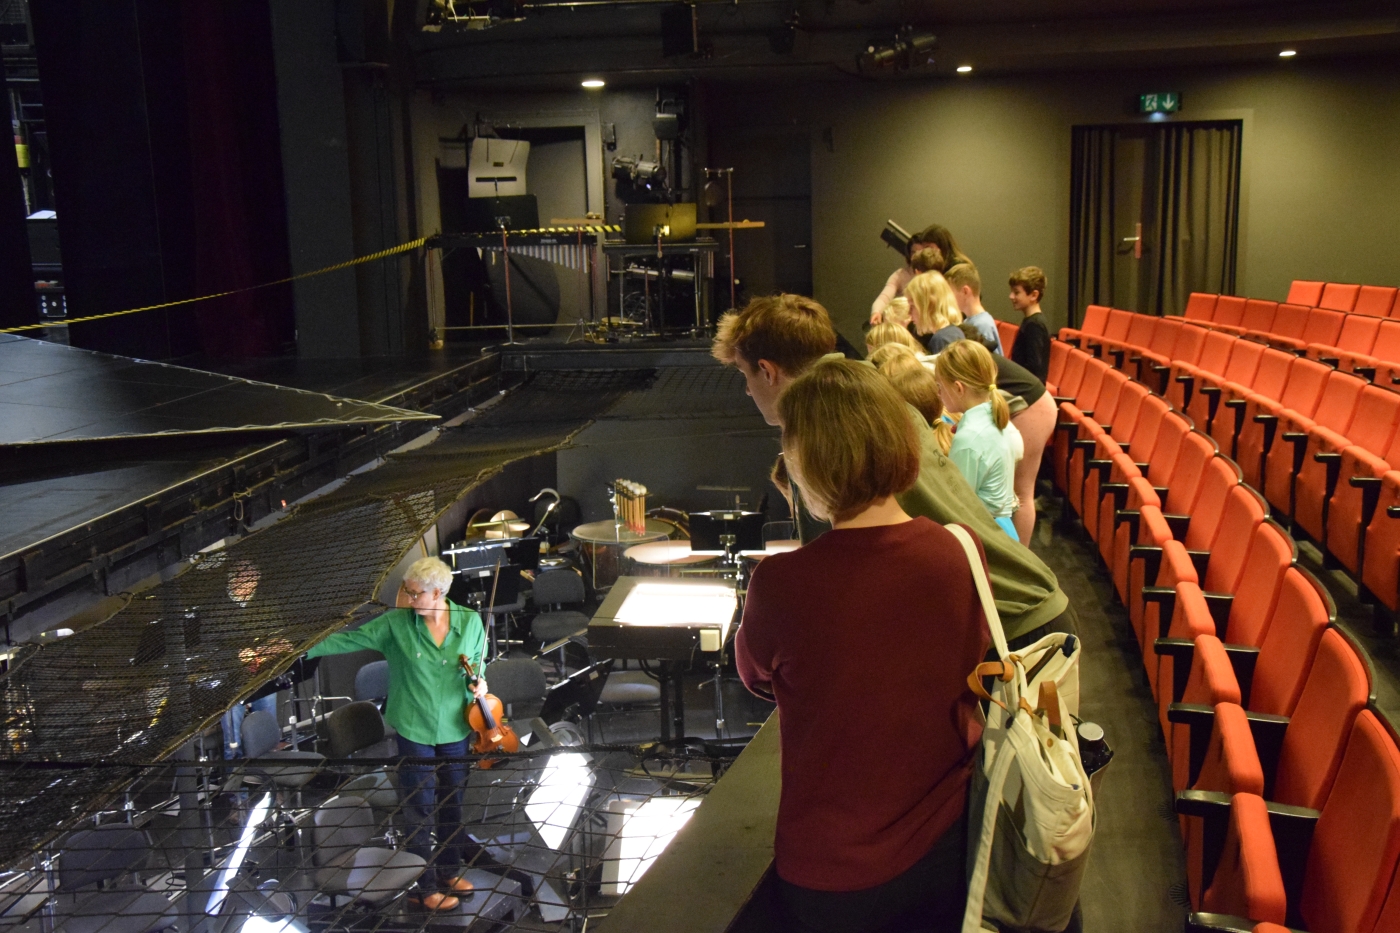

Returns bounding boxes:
[306,612,392,658]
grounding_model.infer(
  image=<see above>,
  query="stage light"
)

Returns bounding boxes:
[206,792,272,917]
[241,917,307,933]
[602,796,703,894]
[957,65,973,74]
[526,751,592,850]
[582,78,605,88]
[1279,49,1297,58]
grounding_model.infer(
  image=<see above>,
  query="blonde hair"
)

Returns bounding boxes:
[884,296,912,327]
[777,358,920,523]
[935,339,1009,430]
[944,260,982,298]
[870,345,953,454]
[905,271,963,336]
[865,320,922,357]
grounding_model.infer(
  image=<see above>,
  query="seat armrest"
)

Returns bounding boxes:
[1202,591,1234,639]
[1086,459,1114,481]
[1168,703,1217,787]
[1154,637,1196,701]
[1349,474,1383,526]
[1224,398,1246,408]
[1318,355,1339,367]
[1221,644,1262,708]
[1109,348,1125,367]
[1141,585,1176,629]
[1314,450,1343,497]
[1127,541,1160,585]
[1163,513,1191,538]
[1187,549,1211,582]
[1177,789,1235,894]
[1199,385,1222,396]
[1186,913,1269,933]
[1071,437,1099,452]
[1389,505,1400,519]
[1352,365,1375,381]
[1052,396,1074,406]
[1101,483,1131,513]
[1245,711,1291,798]
[1267,800,1321,914]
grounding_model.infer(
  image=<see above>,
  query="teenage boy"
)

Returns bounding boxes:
[1008,266,1050,383]
[943,262,1004,355]
[712,293,1075,647]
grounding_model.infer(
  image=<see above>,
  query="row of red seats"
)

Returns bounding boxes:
[1282,280,1400,314]
[1176,289,1400,371]
[1044,339,1400,933]
[1055,307,1400,616]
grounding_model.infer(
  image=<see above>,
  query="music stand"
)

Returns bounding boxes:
[688,510,764,561]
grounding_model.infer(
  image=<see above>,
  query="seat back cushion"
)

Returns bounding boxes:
[1222,339,1265,384]
[1369,321,1400,365]
[1080,304,1111,336]
[1224,520,1293,647]
[1274,629,1371,811]
[1319,282,1361,313]
[1302,308,1346,347]
[1184,457,1241,551]
[1251,349,1296,399]
[1104,309,1134,341]
[1354,285,1397,319]
[1197,331,1236,376]
[1300,710,1400,933]
[1184,292,1219,321]
[1239,299,1276,334]
[1200,793,1288,923]
[1216,296,1249,329]
[1201,485,1267,594]
[1334,314,1381,353]
[1251,569,1330,717]
[1286,280,1325,307]
[1271,303,1312,339]
[1278,358,1331,415]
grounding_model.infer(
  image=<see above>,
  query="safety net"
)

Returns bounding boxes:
[0,368,653,870]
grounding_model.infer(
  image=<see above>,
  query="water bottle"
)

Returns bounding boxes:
[1077,721,1113,797]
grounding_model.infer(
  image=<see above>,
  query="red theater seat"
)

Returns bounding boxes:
[1234,356,1330,494]
[1306,314,1380,371]
[1211,347,1295,460]
[1250,303,1311,351]
[1184,292,1220,322]
[1319,282,1361,313]
[1298,308,1346,350]
[1354,285,1397,319]
[1172,330,1236,416]
[1296,386,1400,564]
[1059,303,1110,345]
[1235,299,1276,338]
[1262,370,1365,524]
[1285,280,1325,307]
[1186,711,1400,933]
[1194,340,1266,438]
[997,320,1018,358]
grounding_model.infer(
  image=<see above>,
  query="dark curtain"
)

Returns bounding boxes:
[181,1,294,358]
[1068,121,1241,322]
[1068,126,1115,327]
[1148,121,1241,316]
[0,64,35,329]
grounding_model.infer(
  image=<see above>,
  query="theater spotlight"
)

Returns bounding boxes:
[858,26,937,73]
[612,155,668,191]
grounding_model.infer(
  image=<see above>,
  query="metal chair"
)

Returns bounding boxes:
[312,795,426,907]
[483,657,549,719]
[529,568,591,677]
[50,824,177,933]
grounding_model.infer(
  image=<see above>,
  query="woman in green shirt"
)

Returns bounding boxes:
[307,556,487,910]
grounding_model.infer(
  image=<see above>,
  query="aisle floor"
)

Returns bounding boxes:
[1032,500,1188,931]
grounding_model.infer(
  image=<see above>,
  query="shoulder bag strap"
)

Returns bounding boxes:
[945,523,1010,661]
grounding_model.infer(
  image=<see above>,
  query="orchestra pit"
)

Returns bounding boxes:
[1,2,1399,932]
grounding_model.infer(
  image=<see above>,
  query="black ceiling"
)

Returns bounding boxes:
[406,0,1400,88]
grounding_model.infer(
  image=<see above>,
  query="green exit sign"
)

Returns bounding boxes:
[1139,92,1181,114]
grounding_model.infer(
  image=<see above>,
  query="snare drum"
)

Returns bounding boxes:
[569,519,671,591]
[623,540,720,578]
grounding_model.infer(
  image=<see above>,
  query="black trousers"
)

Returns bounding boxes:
[776,812,969,933]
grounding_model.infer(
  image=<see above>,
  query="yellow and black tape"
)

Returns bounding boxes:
[2,236,430,335]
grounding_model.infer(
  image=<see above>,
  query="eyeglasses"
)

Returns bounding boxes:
[401,584,430,600]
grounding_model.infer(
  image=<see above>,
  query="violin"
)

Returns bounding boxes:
[460,654,519,768]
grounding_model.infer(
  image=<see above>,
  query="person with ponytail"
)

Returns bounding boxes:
[935,340,1020,540]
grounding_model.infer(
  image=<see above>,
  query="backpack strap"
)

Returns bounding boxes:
[945,523,1010,661]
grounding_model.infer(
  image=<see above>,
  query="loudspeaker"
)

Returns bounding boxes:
[661,3,695,57]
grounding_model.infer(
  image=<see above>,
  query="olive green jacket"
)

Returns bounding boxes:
[789,401,1068,643]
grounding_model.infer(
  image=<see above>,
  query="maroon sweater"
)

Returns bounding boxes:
[736,517,990,891]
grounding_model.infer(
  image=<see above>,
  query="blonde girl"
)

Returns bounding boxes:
[904,271,965,353]
[869,343,955,454]
[935,340,1020,539]
[865,320,922,357]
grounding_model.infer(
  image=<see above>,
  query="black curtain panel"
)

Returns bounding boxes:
[1069,120,1241,322]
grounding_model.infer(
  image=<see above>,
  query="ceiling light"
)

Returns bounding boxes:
[582,78,605,88]
[1279,49,1296,58]
[957,65,973,74]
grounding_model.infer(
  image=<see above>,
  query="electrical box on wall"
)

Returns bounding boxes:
[469,137,530,198]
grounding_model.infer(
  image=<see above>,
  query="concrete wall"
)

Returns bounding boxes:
[704,55,1400,346]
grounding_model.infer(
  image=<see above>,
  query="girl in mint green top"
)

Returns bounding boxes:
[936,340,1020,539]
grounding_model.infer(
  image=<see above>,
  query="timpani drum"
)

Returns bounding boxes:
[623,540,720,578]
[739,539,801,571]
[569,519,672,591]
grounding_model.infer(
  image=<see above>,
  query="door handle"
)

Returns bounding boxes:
[1121,222,1143,259]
